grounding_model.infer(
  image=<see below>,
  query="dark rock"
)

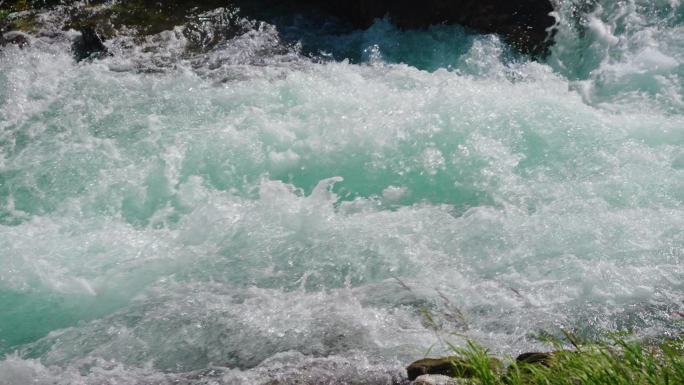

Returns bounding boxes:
[516,351,555,366]
[1,0,68,12]
[506,351,571,380]
[1,31,30,47]
[318,0,556,56]
[406,356,502,381]
[408,357,458,380]
[72,26,108,61]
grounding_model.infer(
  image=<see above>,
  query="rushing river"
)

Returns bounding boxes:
[0,0,682,383]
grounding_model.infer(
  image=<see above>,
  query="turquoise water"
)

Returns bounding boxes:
[0,1,683,383]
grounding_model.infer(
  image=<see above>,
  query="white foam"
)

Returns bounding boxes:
[1,3,683,382]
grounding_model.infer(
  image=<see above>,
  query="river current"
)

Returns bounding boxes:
[0,1,682,383]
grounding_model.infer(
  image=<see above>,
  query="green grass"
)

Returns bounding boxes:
[441,334,684,385]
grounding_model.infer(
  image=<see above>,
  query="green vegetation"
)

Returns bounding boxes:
[436,334,684,385]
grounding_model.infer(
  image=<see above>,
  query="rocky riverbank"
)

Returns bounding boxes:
[1,0,556,56]
[402,336,683,385]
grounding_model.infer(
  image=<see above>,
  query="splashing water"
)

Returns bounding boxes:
[0,1,683,384]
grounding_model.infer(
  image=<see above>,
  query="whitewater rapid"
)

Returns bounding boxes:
[0,1,682,384]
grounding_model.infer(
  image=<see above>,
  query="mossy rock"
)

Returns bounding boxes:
[1,0,80,12]
[105,0,227,35]
[407,356,502,381]
[0,11,38,34]
[2,0,231,38]
[1,0,65,33]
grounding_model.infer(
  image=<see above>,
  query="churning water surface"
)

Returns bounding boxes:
[0,0,683,383]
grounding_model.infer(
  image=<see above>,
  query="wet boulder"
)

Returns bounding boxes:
[1,30,30,47]
[406,356,502,381]
[72,26,109,61]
